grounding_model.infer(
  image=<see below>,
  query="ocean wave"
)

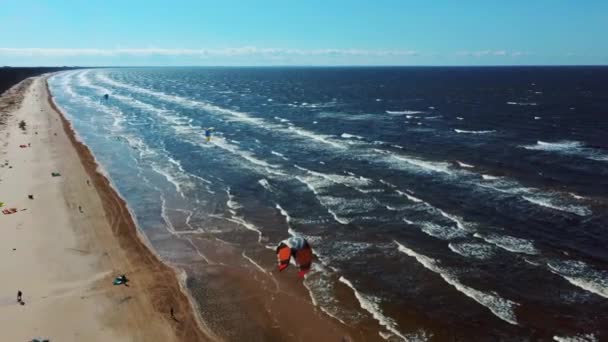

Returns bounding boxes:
[303,271,355,326]
[225,216,264,243]
[521,140,608,162]
[521,195,591,216]
[294,176,350,225]
[339,276,409,341]
[270,150,289,160]
[395,190,423,203]
[395,241,519,325]
[547,260,608,299]
[475,176,592,217]
[448,242,496,260]
[286,125,345,149]
[386,110,424,115]
[507,101,537,106]
[473,233,538,255]
[419,222,468,240]
[296,165,373,188]
[341,133,365,140]
[258,179,273,192]
[553,333,598,342]
[386,153,453,175]
[454,129,496,134]
[241,251,268,274]
[96,72,348,150]
[456,161,474,168]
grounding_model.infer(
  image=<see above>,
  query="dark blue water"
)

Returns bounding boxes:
[49,67,608,341]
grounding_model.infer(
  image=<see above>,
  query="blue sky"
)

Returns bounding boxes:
[1,0,606,66]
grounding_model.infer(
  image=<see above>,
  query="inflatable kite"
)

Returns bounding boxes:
[276,236,312,277]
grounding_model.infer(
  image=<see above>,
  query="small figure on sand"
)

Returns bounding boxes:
[113,274,129,286]
[78,205,83,213]
[17,290,22,303]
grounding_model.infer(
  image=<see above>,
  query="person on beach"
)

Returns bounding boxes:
[17,290,22,303]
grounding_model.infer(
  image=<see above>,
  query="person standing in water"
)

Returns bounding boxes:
[204,128,213,142]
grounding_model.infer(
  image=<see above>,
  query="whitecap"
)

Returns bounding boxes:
[386,110,424,115]
[448,242,495,260]
[339,276,409,340]
[547,260,608,299]
[454,129,495,134]
[522,195,591,216]
[395,241,519,325]
[473,233,538,255]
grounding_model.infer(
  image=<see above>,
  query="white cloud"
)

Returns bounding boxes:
[456,50,528,57]
[0,47,420,58]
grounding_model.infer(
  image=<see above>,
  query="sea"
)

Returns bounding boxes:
[48,67,608,341]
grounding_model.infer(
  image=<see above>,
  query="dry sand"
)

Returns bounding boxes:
[0,76,212,341]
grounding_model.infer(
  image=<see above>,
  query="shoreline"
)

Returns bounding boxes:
[44,77,215,341]
[0,75,214,341]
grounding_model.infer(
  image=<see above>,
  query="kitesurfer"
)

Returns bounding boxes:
[204,128,214,142]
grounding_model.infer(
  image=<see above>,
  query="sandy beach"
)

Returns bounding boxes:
[0,76,212,341]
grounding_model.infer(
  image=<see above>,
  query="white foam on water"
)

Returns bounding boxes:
[275,203,293,225]
[396,190,423,203]
[296,177,350,225]
[341,133,365,140]
[403,218,415,225]
[474,233,538,255]
[296,165,373,188]
[569,193,585,200]
[547,260,608,299]
[507,101,537,106]
[273,116,289,123]
[339,276,409,341]
[271,150,289,160]
[454,129,496,134]
[534,116,542,120]
[96,72,348,151]
[456,117,464,120]
[522,195,591,216]
[379,179,397,188]
[482,174,500,180]
[475,176,592,217]
[553,333,598,342]
[523,140,583,152]
[388,154,453,175]
[521,140,608,162]
[455,161,474,168]
[395,241,519,325]
[225,216,263,243]
[258,179,273,192]
[286,125,345,149]
[386,110,424,115]
[242,251,268,274]
[419,222,468,240]
[302,270,353,326]
[448,242,496,260]
[225,187,242,210]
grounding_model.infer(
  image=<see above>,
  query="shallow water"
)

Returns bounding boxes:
[49,67,608,341]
